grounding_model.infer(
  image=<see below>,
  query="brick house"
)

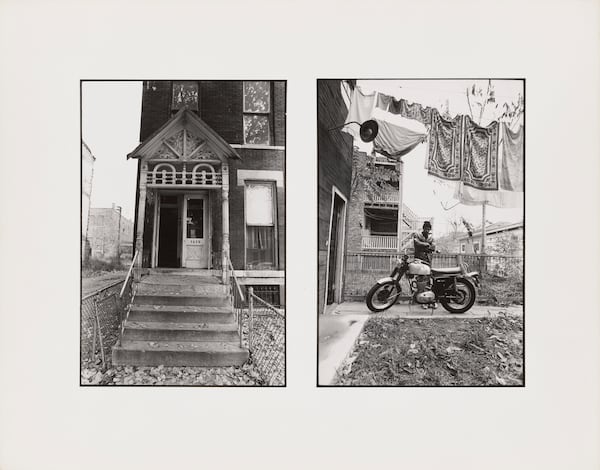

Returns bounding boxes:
[346,149,433,253]
[87,204,134,262]
[318,80,354,314]
[129,81,285,305]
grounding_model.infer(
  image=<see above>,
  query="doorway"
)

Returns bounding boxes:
[157,195,180,267]
[326,191,347,306]
[182,194,210,268]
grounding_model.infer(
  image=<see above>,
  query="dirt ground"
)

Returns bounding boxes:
[336,314,523,386]
[81,270,128,296]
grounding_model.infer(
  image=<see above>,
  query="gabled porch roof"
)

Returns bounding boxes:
[127,107,241,161]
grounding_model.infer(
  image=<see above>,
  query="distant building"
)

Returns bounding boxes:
[87,204,134,262]
[346,149,433,253]
[82,141,96,262]
[455,221,523,256]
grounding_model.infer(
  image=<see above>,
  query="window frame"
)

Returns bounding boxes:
[243,180,278,270]
[242,81,272,145]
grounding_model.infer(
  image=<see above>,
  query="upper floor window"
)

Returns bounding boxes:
[172,81,199,111]
[243,81,271,145]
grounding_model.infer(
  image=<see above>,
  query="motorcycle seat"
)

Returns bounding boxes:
[431,267,462,275]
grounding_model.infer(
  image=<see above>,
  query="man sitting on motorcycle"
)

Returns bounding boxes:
[413,221,436,308]
[413,220,435,264]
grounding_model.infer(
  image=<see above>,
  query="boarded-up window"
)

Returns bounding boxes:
[243,81,271,145]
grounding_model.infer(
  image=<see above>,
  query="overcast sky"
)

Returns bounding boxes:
[82,81,142,220]
[356,79,524,237]
[81,79,524,235]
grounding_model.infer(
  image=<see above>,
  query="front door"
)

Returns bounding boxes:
[182,194,209,268]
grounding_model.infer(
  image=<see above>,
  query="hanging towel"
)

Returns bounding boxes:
[371,107,428,159]
[389,98,433,126]
[376,93,392,111]
[499,123,524,191]
[462,116,500,191]
[427,109,463,181]
[454,182,523,208]
[341,87,376,140]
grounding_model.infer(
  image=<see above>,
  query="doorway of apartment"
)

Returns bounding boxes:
[157,195,180,267]
[326,192,346,305]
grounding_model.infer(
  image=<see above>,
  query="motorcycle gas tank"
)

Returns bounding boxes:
[408,261,431,276]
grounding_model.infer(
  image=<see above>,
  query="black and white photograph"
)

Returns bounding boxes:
[318,79,524,386]
[2,1,600,469]
[81,80,286,386]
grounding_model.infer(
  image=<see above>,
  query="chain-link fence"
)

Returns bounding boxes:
[247,287,285,386]
[81,278,133,369]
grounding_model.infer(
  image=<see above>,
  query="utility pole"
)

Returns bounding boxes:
[396,158,404,253]
[481,201,486,254]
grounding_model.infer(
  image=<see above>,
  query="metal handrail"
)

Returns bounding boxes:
[118,250,139,343]
[227,255,245,303]
[120,250,139,298]
[226,255,245,348]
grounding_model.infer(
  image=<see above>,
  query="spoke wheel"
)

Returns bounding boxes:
[440,279,476,314]
[366,281,401,312]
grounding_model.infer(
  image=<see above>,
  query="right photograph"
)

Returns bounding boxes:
[317,79,524,387]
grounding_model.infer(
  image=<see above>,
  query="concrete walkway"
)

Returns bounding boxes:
[318,301,523,386]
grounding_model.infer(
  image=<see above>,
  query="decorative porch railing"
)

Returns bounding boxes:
[146,170,223,187]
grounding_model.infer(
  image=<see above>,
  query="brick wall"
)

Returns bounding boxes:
[317,79,353,312]
[140,81,285,146]
[88,207,133,261]
[229,148,285,271]
[137,81,286,272]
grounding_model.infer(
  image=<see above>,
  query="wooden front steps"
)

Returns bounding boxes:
[112,273,248,367]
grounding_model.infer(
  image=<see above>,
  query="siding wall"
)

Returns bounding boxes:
[317,80,353,313]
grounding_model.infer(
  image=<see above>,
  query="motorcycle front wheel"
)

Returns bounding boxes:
[440,279,476,314]
[366,281,401,313]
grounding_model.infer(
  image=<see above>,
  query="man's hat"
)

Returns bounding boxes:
[423,221,432,229]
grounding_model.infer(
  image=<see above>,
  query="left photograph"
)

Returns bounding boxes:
[81,80,286,386]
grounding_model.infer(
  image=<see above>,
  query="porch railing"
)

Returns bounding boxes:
[146,170,223,187]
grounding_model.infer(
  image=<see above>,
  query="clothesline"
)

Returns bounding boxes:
[342,85,524,208]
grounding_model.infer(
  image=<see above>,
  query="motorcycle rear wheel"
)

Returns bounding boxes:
[366,281,401,313]
[440,279,476,314]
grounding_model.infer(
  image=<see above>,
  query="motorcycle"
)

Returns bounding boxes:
[365,252,480,314]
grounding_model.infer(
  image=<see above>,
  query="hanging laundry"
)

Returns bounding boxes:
[499,123,524,191]
[370,107,428,159]
[342,88,427,158]
[462,116,500,191]
[454,182,523,208]
[389,98,433,126]
[427,109,463,181]
[342,87,376,140]
[376,93,392,111]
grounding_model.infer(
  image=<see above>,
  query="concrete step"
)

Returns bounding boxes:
[137,283,228,297]
[128,305,235,323]
[122,321,239,342]
[134,293,229,307]
[112,340,248,367]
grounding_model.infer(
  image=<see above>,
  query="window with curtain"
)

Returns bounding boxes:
[245,182,276,270]
[243,81,271,145]
[171,81,199,111]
